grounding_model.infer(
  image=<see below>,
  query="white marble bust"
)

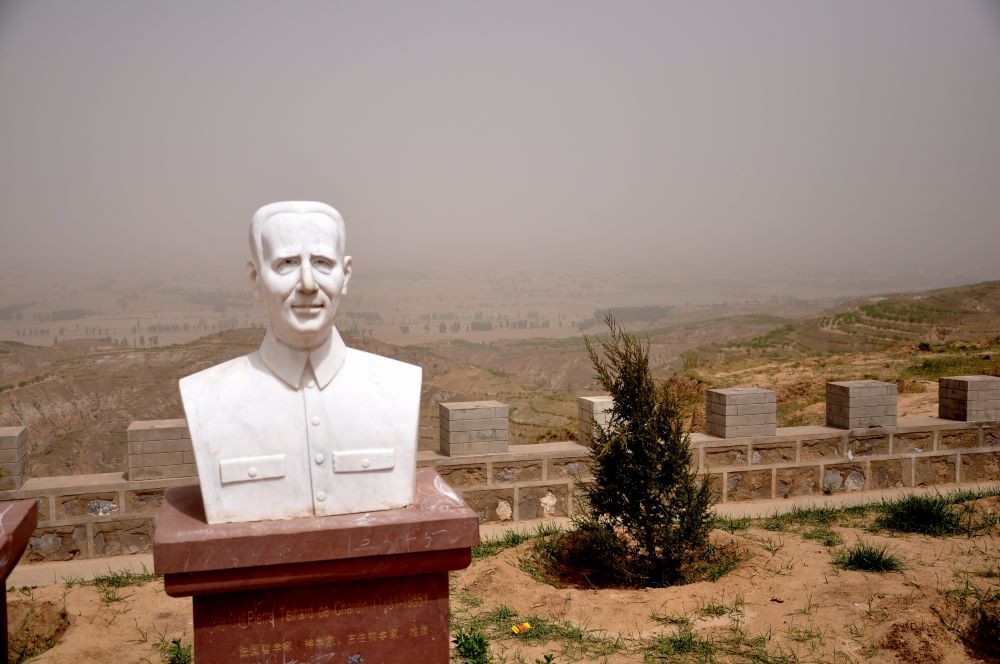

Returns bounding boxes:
[179,201,422,524]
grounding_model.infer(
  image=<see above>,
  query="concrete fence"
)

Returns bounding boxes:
[0,375,998,563]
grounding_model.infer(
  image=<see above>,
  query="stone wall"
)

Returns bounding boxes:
[691,418,999,502]
[2,374,999,562]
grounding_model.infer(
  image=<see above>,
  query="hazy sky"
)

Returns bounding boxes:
[1,1,999,285]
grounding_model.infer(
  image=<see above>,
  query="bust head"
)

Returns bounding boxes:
[248,201,353,350]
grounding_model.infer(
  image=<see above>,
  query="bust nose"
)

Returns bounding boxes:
[298,261,318,293]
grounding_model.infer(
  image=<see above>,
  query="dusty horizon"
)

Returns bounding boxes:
[1,1,999,286]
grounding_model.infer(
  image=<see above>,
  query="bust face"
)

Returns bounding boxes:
[253,211,352,350]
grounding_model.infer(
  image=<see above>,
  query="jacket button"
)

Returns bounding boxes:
[247,467,258,478]
[311,416,321,426]
[315,453,324,465]
[316,491,326,502]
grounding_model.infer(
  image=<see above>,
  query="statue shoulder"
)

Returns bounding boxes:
[178,353,256,395]
[344,347,422,383]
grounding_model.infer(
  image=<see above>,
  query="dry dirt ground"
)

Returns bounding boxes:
[7,502,999,664]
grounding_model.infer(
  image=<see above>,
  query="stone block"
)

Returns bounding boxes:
[35,497,50,523]
[848,434,889,457]
[826,381,898,429]
[940,375,1000,391]
[0,426,26,450]
[914,455,957,486]
[986,427,1000,448]
[491,460,543,485]
[939,429,980,450]
[441,440,509,457]
[124,489,167,515]
[434,463,487,489]
[439,401,508,420]
[443,429,507,444]
[750,442,796,465]
[709,423,777,438]
[707,387,776,405]
[26,525,88,561]
[726,469,772,500]
[517,485,568,520]
[441,417,508,433]
[461,488,515,522]
[547,457,593,480]
[894,432,932,453]
[132,463,197,480]
[92,518,154,556]
[578,396,613,414]
[128,438,193,455]
[126,419,190,442]
[800,437,844,460]
[702,473,723,502]
[775,466,820,498]
[823,463,867,492]
[0,446,24,463]
[57,492,119,519]
[959,451,1000,482]
[871,459,911,489]
[704,445,750,468]
[827,380,897,398]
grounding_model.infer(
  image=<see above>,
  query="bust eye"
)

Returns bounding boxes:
[312,257,335,273]
[274,257,300,273]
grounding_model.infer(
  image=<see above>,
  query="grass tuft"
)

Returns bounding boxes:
[876,494,963,536]
[833,541,905,573]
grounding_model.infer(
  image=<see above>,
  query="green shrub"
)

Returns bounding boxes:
[453,627,490,664]
[578,314,715,586]
[833,541,904,573]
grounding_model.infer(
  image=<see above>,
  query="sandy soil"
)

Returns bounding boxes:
[8,503,998,663]
[452,518,999,663]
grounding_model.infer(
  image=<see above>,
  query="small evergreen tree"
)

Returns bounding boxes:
[581,313,715,585]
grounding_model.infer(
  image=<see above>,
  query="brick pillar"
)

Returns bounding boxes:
[127,419,196,481]
[438,401,509,456]
[939,375,1000,422]
[826,380,897,429]
[0,426,28,490]
[705,388,777,438]
[577,396,612,445]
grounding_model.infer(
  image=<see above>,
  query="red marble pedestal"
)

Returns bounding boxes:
[1,499,39,663]
[153,467,479,664]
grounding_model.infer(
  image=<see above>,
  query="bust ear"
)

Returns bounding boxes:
[247,260,261,299]
[340,256,353,295]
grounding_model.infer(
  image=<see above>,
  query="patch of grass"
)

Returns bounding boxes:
[457,603,623,660]
[92,566,159,588]
[876,494,964,536]
[154,636,193,664]
[473,523,562,560]
[713,515,751,533]
[453,627,490,664]
[802,526,842,547]
[833,541,905,573]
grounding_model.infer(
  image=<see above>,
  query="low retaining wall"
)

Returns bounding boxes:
[691,417,999,502]
[2,378,999,562]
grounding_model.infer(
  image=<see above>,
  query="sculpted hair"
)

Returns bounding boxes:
[249,201,347,267]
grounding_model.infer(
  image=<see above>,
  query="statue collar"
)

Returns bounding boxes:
[257,326,346,389]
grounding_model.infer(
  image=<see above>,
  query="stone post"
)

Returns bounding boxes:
[127,419,196,481]
[705,388,777,438]
[577,396,613,444]
[939,375,1000,421]
[438,401,509,456]
[0,427,29,490]
[826,380,897,429]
